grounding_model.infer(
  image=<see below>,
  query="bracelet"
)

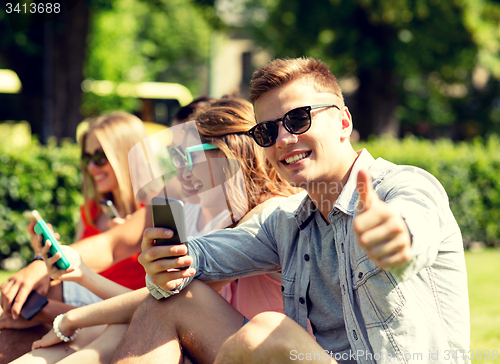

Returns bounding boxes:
[53,314,80,342]
[29,255,43,264]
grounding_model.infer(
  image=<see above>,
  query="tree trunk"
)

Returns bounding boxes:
[352,68,400,140]
[49,0,89,141]
[1,1,89,143]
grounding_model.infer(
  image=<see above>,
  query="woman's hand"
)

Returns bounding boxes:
[32,313,76,350]
[27,221,40,254]
[31,328,63,350]
[39,242,89,284]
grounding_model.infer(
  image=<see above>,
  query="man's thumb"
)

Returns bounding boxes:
[357,169,375,212]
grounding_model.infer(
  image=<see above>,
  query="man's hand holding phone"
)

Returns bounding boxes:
[138,228,196,292]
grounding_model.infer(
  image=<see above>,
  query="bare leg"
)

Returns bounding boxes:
[8,325,107,364]
[55,324,128,364]
[111,280,244,364]
[215,312,335,364]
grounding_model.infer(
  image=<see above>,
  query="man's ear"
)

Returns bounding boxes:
[340,107,353,140]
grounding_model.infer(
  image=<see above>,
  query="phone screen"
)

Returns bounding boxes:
[151,197,186,246]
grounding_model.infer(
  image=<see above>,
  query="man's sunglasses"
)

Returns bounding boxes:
[169,143,219,171]
[81,150,108,167]
[246,104,340,147]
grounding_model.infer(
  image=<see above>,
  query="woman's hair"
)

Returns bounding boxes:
[80,112,147,226]
[172,96,214,126]
[191,97,299,217]
[250,57,344,104]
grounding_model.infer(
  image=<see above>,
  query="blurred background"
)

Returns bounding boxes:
[0,0,499,358]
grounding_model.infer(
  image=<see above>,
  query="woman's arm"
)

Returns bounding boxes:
[71,207,149,272]
[40,242,131,299]
[32,288,150,350]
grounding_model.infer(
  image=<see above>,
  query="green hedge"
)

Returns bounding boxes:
[0,137,83,264]
[0,135,499,268]
[355,135,500,247]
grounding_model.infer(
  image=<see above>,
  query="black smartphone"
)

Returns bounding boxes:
[20,290,49,321]
[99,199,120,219]
[151,197,186,246]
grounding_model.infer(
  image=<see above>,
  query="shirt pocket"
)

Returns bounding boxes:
[280,274,296,320]
[352,256,406,328]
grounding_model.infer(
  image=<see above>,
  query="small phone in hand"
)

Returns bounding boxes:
[23,209,43,223]
[20,290,49,321]
[99,199,120,219]
[34,220,71,270]
[151,197,187,246]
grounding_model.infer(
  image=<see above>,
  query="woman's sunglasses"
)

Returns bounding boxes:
[81,150,108,167]
[169,143,219,171]
[246,104,340,147]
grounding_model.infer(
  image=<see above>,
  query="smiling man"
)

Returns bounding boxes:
[113,57,470,364]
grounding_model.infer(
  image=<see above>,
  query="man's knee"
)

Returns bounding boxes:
[217,312,303,363]
[131,280,230,327]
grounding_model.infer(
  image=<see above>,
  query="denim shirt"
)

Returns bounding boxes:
[147,150,470,364]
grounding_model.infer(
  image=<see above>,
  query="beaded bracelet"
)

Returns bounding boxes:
[53,314,80,342]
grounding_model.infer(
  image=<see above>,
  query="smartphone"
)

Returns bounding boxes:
[20,290,49,321]
[151,197,186,246]
[34,220,71,270]
[99,199,120,219]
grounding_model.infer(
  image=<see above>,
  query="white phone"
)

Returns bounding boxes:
[99,199,121,219]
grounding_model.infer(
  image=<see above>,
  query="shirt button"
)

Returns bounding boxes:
[299,297,305,304]
[281,285,284,292]
[358,272,363,279]
[304,254,310,261]
[353,330,358,340]
[342,285,346,294]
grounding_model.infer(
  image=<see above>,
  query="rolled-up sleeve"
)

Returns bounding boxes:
[378,166,461,281]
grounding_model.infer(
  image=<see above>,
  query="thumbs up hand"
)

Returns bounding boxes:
[353,169,412,270]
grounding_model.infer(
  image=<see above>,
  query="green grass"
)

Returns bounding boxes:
[466,249,500,363]
[0,270,14,285]
[0,250,499,361]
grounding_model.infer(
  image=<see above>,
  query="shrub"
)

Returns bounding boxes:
[0,137,83,265]
[356,135,500,247]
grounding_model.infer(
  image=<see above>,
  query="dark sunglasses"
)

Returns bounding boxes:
[246,104,340,147]
[81,150,108,167]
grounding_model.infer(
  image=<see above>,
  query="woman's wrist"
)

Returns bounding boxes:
[76,264,93,286]
[60,311,77,335]
[53,313,80,342]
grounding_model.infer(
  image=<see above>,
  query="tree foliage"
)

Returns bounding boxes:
[0,0,213,138]
[82,0,212,116]
[226,0,500,139]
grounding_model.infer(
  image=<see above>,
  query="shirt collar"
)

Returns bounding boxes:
[332,148,375,218]
[294,149,375,229]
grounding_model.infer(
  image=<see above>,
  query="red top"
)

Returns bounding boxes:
[80,201,146,290]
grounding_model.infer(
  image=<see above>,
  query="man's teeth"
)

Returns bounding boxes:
[284,152,308,164]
